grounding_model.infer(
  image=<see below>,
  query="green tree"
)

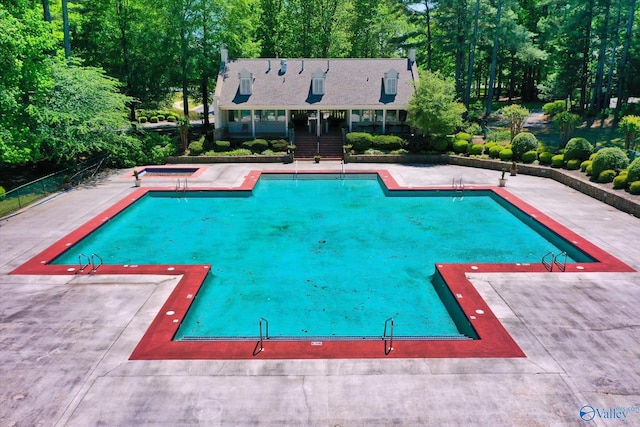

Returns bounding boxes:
[408,70,466,137]
[553,111,581,147]
[619,115,640,150]
[500,104,530,141]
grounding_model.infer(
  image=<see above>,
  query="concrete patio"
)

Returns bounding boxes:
[1,162,639,426]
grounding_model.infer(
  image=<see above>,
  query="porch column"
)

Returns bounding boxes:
[382,110,386,134]
[251,109,256,138]
[316,109,321,137]
[348,109,353,132]
[285,110,289,137]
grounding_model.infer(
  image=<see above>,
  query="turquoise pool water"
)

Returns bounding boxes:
[53,175,591,339]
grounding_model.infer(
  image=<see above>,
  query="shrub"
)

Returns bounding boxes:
[566,159,582,170]
[542,100,567,117]
[499,148,513,160]
[149,116,159,123]
[390,148,409,154]
[591,147,630,178]
[580,160,592,172]
[241,139,269,153]
[597,169,617,183]
[511,132,538,160]
[188,140,204,156]
[539,151,554,165]
[372,135,404,151]
[138,116,148,123]
[522,150,538,163]
[454,132,472,142]
[157,114,165,121]
[464,122,482,136]
[166,115,177,122]
[586,164,593,176]
[551,154,564,168]
[469,143,484,155]
[215,140,231,152]
[452,139,469,154]
[0,185,5,201]
[630,181,640,195]
[613,174,628,189]
[270,139,289,152]
[432,136,450,152]
[564,137,594,162]
[589,153,598,160]
[488,145,503,158]
[346,132,374,152]
[627,158,640,182]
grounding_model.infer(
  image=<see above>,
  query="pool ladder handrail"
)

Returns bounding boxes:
[253,317,269,355]
[175,178,188,192]
[542,251,567,272]
[383,317,394,355]
[90,253,103,273]
[452,177,464,192]
[78,253,90,273]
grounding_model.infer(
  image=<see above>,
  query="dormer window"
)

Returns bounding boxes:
[238,68,252,95]
[312,69,325,95]
[384,69,398,95]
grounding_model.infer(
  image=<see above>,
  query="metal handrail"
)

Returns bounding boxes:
[254,317,269,354]
[383,317,394,355]
[553,251,567,272]
[78,253,90,273]
[90,253,103,273]
[542,251,554,272]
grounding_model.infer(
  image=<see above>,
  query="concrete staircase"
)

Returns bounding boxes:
[293,130,344,159]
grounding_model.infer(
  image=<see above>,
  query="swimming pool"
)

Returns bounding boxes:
[14,170,633,359]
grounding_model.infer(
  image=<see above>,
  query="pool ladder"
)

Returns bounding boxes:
[175,178,188,192]
[77,253,103,273]
[253,317,269,355]
[542,251,567,272]
[452,177,464,192]
[383,317,394,355]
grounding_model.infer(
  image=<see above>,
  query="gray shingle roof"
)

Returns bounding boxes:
[216,58,418,109]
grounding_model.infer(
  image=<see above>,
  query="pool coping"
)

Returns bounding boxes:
[11,170,634,360]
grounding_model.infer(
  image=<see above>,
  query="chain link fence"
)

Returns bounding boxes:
[0,156,110,218]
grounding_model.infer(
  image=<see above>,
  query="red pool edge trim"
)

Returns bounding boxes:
[11,170,634,360]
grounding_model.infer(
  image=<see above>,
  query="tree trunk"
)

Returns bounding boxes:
[42,0,51,21]
[603,0,623,125]
[62,0,71,58]
[465,0,481,108]
[614,0,637,121]
[579,0,594,111]
[486,0,503,117]
[590,0,611,113]
[424,0,433,70]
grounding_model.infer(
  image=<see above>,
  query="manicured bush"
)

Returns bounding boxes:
[566,159,582,170]
[522,150,538,163]
[589,153,598,160]
[390,148,409,154]
[346,132,374,152]
[138,116,148,123]
[580,160,592,172]
[454,132,472,142]
[564,137,594,162]
[469,143,484,155]
[591,147,629,178]
[157,114,165,121]
[539,151,554,165]
[586,164,593,176]
[551,154,564,168]
[613,174,628,189]
[215,140,231,152]
[204,148,252,156]
[452,139,469,154]
[167,115,177,122]
[511,132,538,160]
[0,185,5,200]
[542,100,567,117]
[432,137,450,152]
[499,148,513,160]
[372,135,404,151]
[188,140,204,156]
[149,116,159,123]
[627,158,640,182]
[597,169,617,183]
[630,180,640,195]
[489,145,503,158]
[241,139,269,153]
[464,122,482,136]
[270,139,289,152]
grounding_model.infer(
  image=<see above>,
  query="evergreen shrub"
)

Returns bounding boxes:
[613,174,628,189]
[452,139,468,154]
[454,132,472,142]
[522,150,538,163]
[157,115,165,121]
[167,115,177,122]
[551,154,564,167]
[242,139,269,153]
[581,160,592,172]
[149,116,158,123]
[566,159,582,170]
[539,151,554,165]
[489,145,503,158]
[627,158,640,182]
[215,140,231,152]
[630,181,640,195]
[542,100,567,117]
[270,139,289,152]
[138,116,147,123]
[346,132,374,152]
[373,135,404,150]
[564,137,594,162]
[597,169,617,183]
[591,147,629,178]
[469,144,484,155]
[499,148,513,160]
[511,132,538,160]
[188,140,203,156]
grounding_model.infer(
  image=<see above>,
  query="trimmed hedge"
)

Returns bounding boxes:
[597,169,617,183]
[489,145,503,158]
[627,158,640,182]
[539,151,554,165]
[241,139,269,153]
[346,132,374,152]
[469,143,484,155]
[138,116,148,123]
[564,137,594,162]
[270,139,289,152]
[372,135,404,150]
[499,148,513,160]
[630,181,640,195]
[454,132,472,142]
[167,115,177,122]
[522,150,538,163]
[215,140,231,152]
[188,140,204,156]
[580,160,592,172]
[551,154,564,168]
[149,116,159,123]
[613,174,628,189]
[433,137,450,152]
[566,158,582,170]
[542,100,567,117]
[511,132,538,160]
[591,147,629,178]
[452,139,468,154]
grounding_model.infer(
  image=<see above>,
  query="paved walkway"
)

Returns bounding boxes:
[1,163,639,426]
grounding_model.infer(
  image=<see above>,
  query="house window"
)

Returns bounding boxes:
[312,69,325,95]
[238,68,252,95]
[384,69,399,95]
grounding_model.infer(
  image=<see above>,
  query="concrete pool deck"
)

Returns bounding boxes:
[1,163,639,426]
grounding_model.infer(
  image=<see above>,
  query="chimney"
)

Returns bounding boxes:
[280,59,287,75]
[221,48,228,64]
[408,48,416,69]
